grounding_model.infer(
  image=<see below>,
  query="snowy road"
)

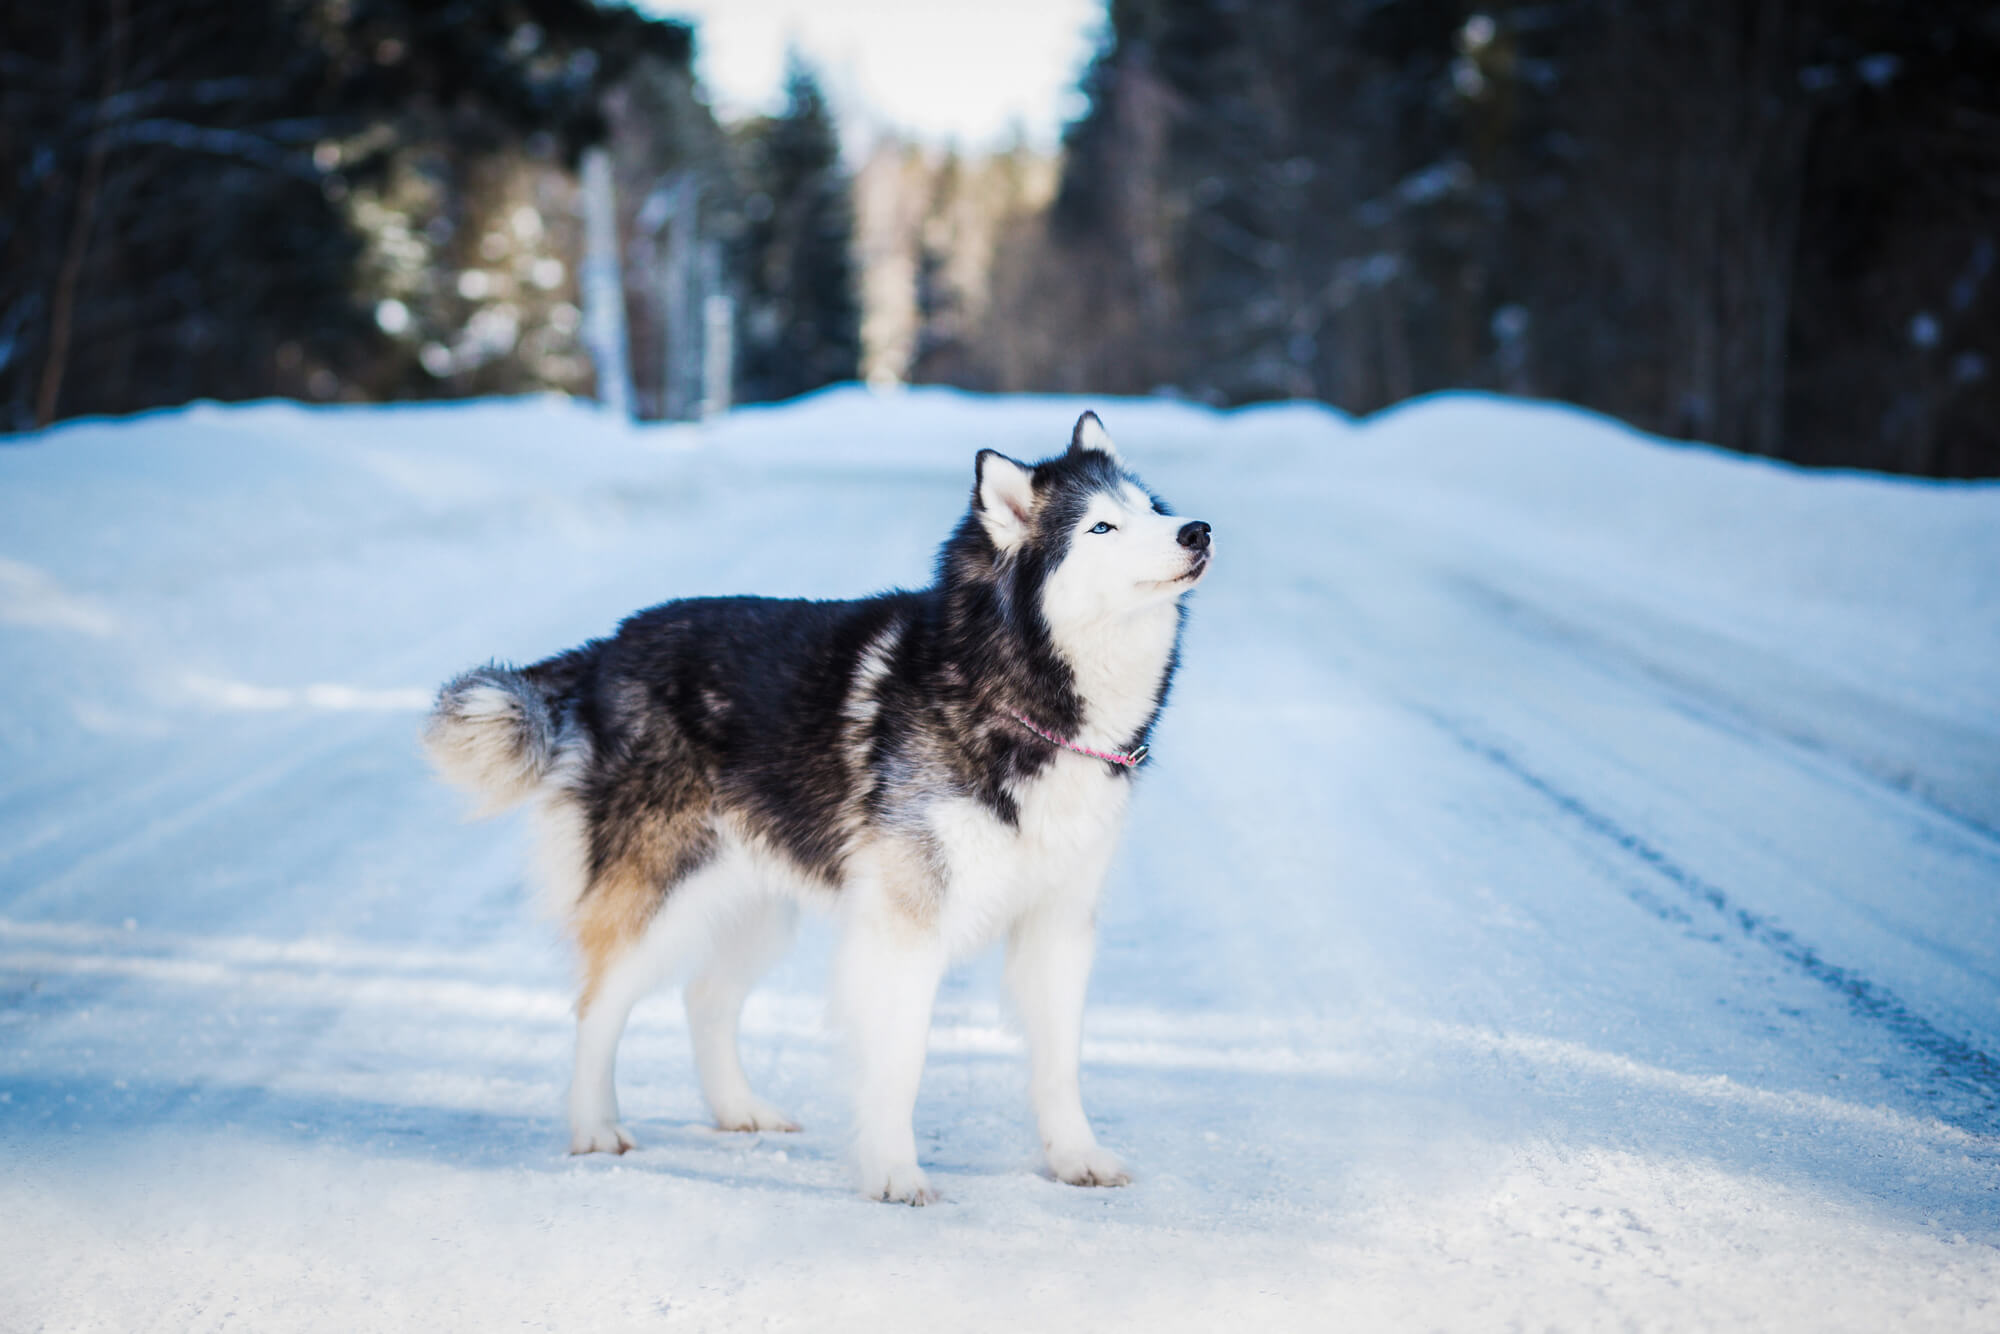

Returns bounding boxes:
[4,391,1998,1330]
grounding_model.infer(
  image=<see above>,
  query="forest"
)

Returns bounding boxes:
[5,0,1996,476]
[2,0,855,430]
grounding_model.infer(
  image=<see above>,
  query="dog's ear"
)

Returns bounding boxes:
[975,450,1036,553]
[1069,410,1120,463]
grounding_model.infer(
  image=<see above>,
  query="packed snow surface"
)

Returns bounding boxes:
[4,389,1998,1330]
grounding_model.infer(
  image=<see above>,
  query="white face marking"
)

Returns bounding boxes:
[1043,484,1202,629]
[1038,477,1209,744]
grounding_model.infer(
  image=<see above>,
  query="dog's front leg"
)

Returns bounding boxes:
[1006,898,1129,1187]
[834,882,946,1204]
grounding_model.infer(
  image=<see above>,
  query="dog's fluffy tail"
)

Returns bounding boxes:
[424,664,559,815]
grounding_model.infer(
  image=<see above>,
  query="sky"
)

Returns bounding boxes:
[641,0,1105,154]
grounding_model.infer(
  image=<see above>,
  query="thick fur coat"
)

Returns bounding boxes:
[425,411,1211,1202]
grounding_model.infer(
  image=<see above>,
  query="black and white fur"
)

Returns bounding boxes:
[424,411,1212,1203]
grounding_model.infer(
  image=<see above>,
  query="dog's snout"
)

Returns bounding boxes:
[1177,520,1212,551]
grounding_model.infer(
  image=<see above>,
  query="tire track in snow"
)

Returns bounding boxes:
[1447,571,2000,847]
[1416,704,2000,1136]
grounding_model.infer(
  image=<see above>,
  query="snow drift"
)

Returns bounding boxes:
[2,389,1997,1331]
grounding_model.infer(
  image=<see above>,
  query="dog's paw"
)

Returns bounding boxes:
[857,1159,938,1206]
[1047,1142,1130,1188]
[712,1098,801,1134]
[569,1121,637,1155]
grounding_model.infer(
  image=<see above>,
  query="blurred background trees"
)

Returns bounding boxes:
[4,0,1994,476]
[2,0,861,428]
[733,61,861,405]
[973,0,1999,476]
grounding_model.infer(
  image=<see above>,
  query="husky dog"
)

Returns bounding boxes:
[424,411,1211,1203]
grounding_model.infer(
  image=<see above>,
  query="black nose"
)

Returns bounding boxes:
[1177,520,1212,551]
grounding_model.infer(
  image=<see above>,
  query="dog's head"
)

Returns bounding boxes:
[964,411,1212,637]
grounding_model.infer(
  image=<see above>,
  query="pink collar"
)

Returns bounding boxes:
[1008,710,1150,768]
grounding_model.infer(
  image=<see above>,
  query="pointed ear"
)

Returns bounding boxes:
[1069,410,1120,462]
[975,449,1036,552]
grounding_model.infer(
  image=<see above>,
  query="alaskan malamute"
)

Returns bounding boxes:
[424,411,1211,1203]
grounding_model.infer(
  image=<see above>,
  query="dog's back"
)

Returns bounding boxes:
[426,593,917,895]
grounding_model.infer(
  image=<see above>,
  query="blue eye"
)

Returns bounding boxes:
[1089,521,1115,534]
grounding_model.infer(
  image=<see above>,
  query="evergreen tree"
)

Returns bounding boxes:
[734,58,862,403]
[1,0,697,427]
[907,151,966,385]
[1039,0,2000,476]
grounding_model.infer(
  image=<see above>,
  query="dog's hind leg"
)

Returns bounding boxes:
[686,895,801,1133]
[568,856,730,1155]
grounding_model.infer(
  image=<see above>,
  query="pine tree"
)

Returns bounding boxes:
[734,58,862,403]
[1035,0,2000,475]
[0,0,698,427]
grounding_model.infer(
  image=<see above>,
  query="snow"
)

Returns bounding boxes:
[4,387,1998,1330]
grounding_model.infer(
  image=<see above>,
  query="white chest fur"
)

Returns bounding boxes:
[926,755,1131,957]
[924,544,1180,955]
[929,588,1179,951]
[1049,594,1180,753]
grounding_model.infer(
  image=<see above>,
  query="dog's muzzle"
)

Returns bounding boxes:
[1174,520,1213,583]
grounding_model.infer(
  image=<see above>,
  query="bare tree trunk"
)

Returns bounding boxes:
[1678,4,1723,442]
[659,177,699,421]
[37,0,126,428]
[580,146,632,417]
[1659,0,1807,455]
[699,239,733,419]
[1745,0,1809,459]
